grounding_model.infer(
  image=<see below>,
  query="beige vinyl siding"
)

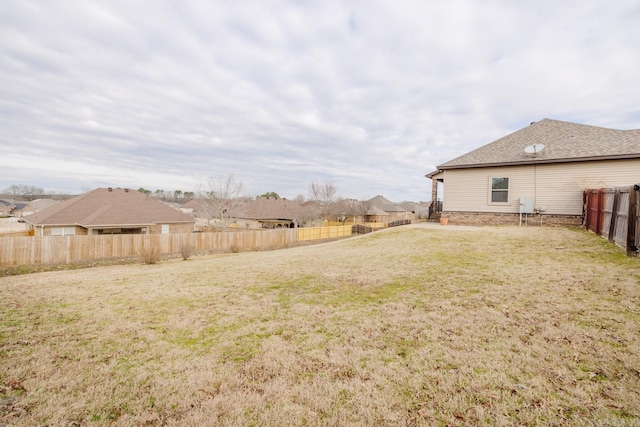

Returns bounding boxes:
[443,159,640,215]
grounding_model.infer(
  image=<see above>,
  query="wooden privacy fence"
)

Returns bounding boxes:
[0,225,360,265]
[584,185,639,256]
[296,225,353,241]
[0,228,299,266]
[0,224,387,266]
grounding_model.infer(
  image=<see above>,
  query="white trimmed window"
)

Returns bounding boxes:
[490,177,509,203]
[161,224,170,234]
[51,227,76,236]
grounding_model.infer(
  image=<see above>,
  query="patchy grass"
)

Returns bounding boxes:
[1,225,639,426]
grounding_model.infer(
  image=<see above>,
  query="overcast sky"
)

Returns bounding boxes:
[1,1,639,201]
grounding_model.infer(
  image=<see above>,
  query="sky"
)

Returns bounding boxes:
[1,1,639,202]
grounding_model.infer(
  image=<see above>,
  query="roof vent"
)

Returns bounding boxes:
[125,188,129,192]
[108,187,113,192]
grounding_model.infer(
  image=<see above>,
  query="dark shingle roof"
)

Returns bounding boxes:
[432,118,640,172]
[0,199,15,209]
[25,188,194,227]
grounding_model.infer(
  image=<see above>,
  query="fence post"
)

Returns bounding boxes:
[628,185,638,256]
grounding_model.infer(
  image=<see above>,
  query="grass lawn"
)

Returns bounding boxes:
[1,224,639,426]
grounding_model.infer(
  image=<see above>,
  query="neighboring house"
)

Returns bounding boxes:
[234,197,307,229]
[29,198,59,214]
[426,118,640,225]
[0,200,36,217]
[8,201,35,217]
[0,199,16,217]
[0,198,58,218]
[179,198,202,217]
[183,196,313,229]
[24,187,195,236]
[399,201,431,220]
[368,195,414,223]
[364,205,389,223]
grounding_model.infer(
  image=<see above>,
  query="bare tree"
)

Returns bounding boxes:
[334,198,362,224]
[199,174,245,230]
[2,184,45,201]
[356,199,373,223]
[307,181,338,223]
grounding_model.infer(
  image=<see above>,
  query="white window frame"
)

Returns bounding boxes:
[51,226,76,236]
[161,224,170,234]
[488,176,510,204]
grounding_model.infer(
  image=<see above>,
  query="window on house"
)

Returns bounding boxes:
[490,177,509,203]
[51,227,76,236]
[161,224,169,234]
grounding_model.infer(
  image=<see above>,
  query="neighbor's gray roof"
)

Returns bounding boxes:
[25,188,195,227]
[367,195,406,212]
[30,198,59,211]
[366,205,389,216]
[427,118,640,176]
[239,197,304,220]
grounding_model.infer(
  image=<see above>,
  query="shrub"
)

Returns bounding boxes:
[139,245,161,265]
[180,241,194,260]
[230,244,240,253]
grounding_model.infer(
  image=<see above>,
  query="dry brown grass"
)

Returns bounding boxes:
[1,224,639,426]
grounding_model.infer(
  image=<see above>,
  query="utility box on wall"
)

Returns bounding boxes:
[519,197,534,214]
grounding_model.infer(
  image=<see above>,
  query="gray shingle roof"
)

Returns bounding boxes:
[367,195,406,212]
[25,188,194,227]
[239,197,304,220]
[432,118,640,173]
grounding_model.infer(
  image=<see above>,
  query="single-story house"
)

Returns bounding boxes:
[0,199,16,217]
[364,205,389,223]
[399,201,431,220]
[24,187,195,236]
[6,201,36,217]
[28,198,59,214]
[234,197,307,229]
[426,119,640,225]
[368,195,414,223]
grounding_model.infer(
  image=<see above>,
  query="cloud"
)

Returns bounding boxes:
[1,0,639,201]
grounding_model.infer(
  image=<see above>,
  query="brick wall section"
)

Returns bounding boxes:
[443,212,583,226]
